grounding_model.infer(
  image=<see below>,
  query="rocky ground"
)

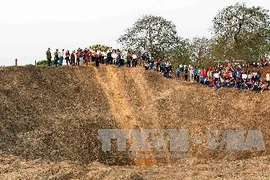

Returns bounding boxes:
[0,153,269,179]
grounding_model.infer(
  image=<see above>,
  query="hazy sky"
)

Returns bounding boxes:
[0,0,269,66]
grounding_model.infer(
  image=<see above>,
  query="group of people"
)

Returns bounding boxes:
[144,59,174,78]
[45,47,140,68]
[45,47,270,92]
[142,58,270,92]
[174,64,270,92]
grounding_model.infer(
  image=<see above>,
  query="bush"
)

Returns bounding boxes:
[37,60,47,66]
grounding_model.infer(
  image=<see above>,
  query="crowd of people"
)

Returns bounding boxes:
[45,47,270,92]
[141,57,270,92]
[173,65,270,92]
[45,47,140,68]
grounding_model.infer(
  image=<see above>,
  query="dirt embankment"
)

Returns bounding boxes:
[0,65,269,179]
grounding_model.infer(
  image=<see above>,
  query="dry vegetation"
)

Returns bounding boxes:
[0,65,269,179]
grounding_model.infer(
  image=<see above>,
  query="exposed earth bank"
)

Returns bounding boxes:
[0,65,269,179]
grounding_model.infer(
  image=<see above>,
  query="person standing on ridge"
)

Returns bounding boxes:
[54,49,59,66]
[84,49,90,66]
[59,49,64,66]
[46,48,52,66]
[65,50,70,65]
[132,52,137,67]
[127,50,132,67]
[76,49,81,66]
[71,50,76,66]
[95,50,100,67]
[184,66,188,81]
[106,49,112,65]
[79,49,84,66]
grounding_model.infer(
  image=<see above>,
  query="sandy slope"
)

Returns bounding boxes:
[0,65,269,179]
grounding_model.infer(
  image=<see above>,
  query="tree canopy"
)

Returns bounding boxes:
[117,15,180,59]
[189,37,213,67]
[212,3,270,62]
[91,44,110,52]
[117,3,270,66]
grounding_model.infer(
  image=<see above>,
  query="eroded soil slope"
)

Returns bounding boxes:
[0,65,269,179]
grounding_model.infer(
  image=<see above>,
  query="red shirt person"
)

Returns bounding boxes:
[65,50,70,65]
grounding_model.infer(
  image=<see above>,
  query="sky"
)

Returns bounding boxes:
[0,0,269,66]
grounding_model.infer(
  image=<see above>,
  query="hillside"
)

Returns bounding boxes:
[0,65,269,179]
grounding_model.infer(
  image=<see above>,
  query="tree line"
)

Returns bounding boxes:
[118,3,270,68]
